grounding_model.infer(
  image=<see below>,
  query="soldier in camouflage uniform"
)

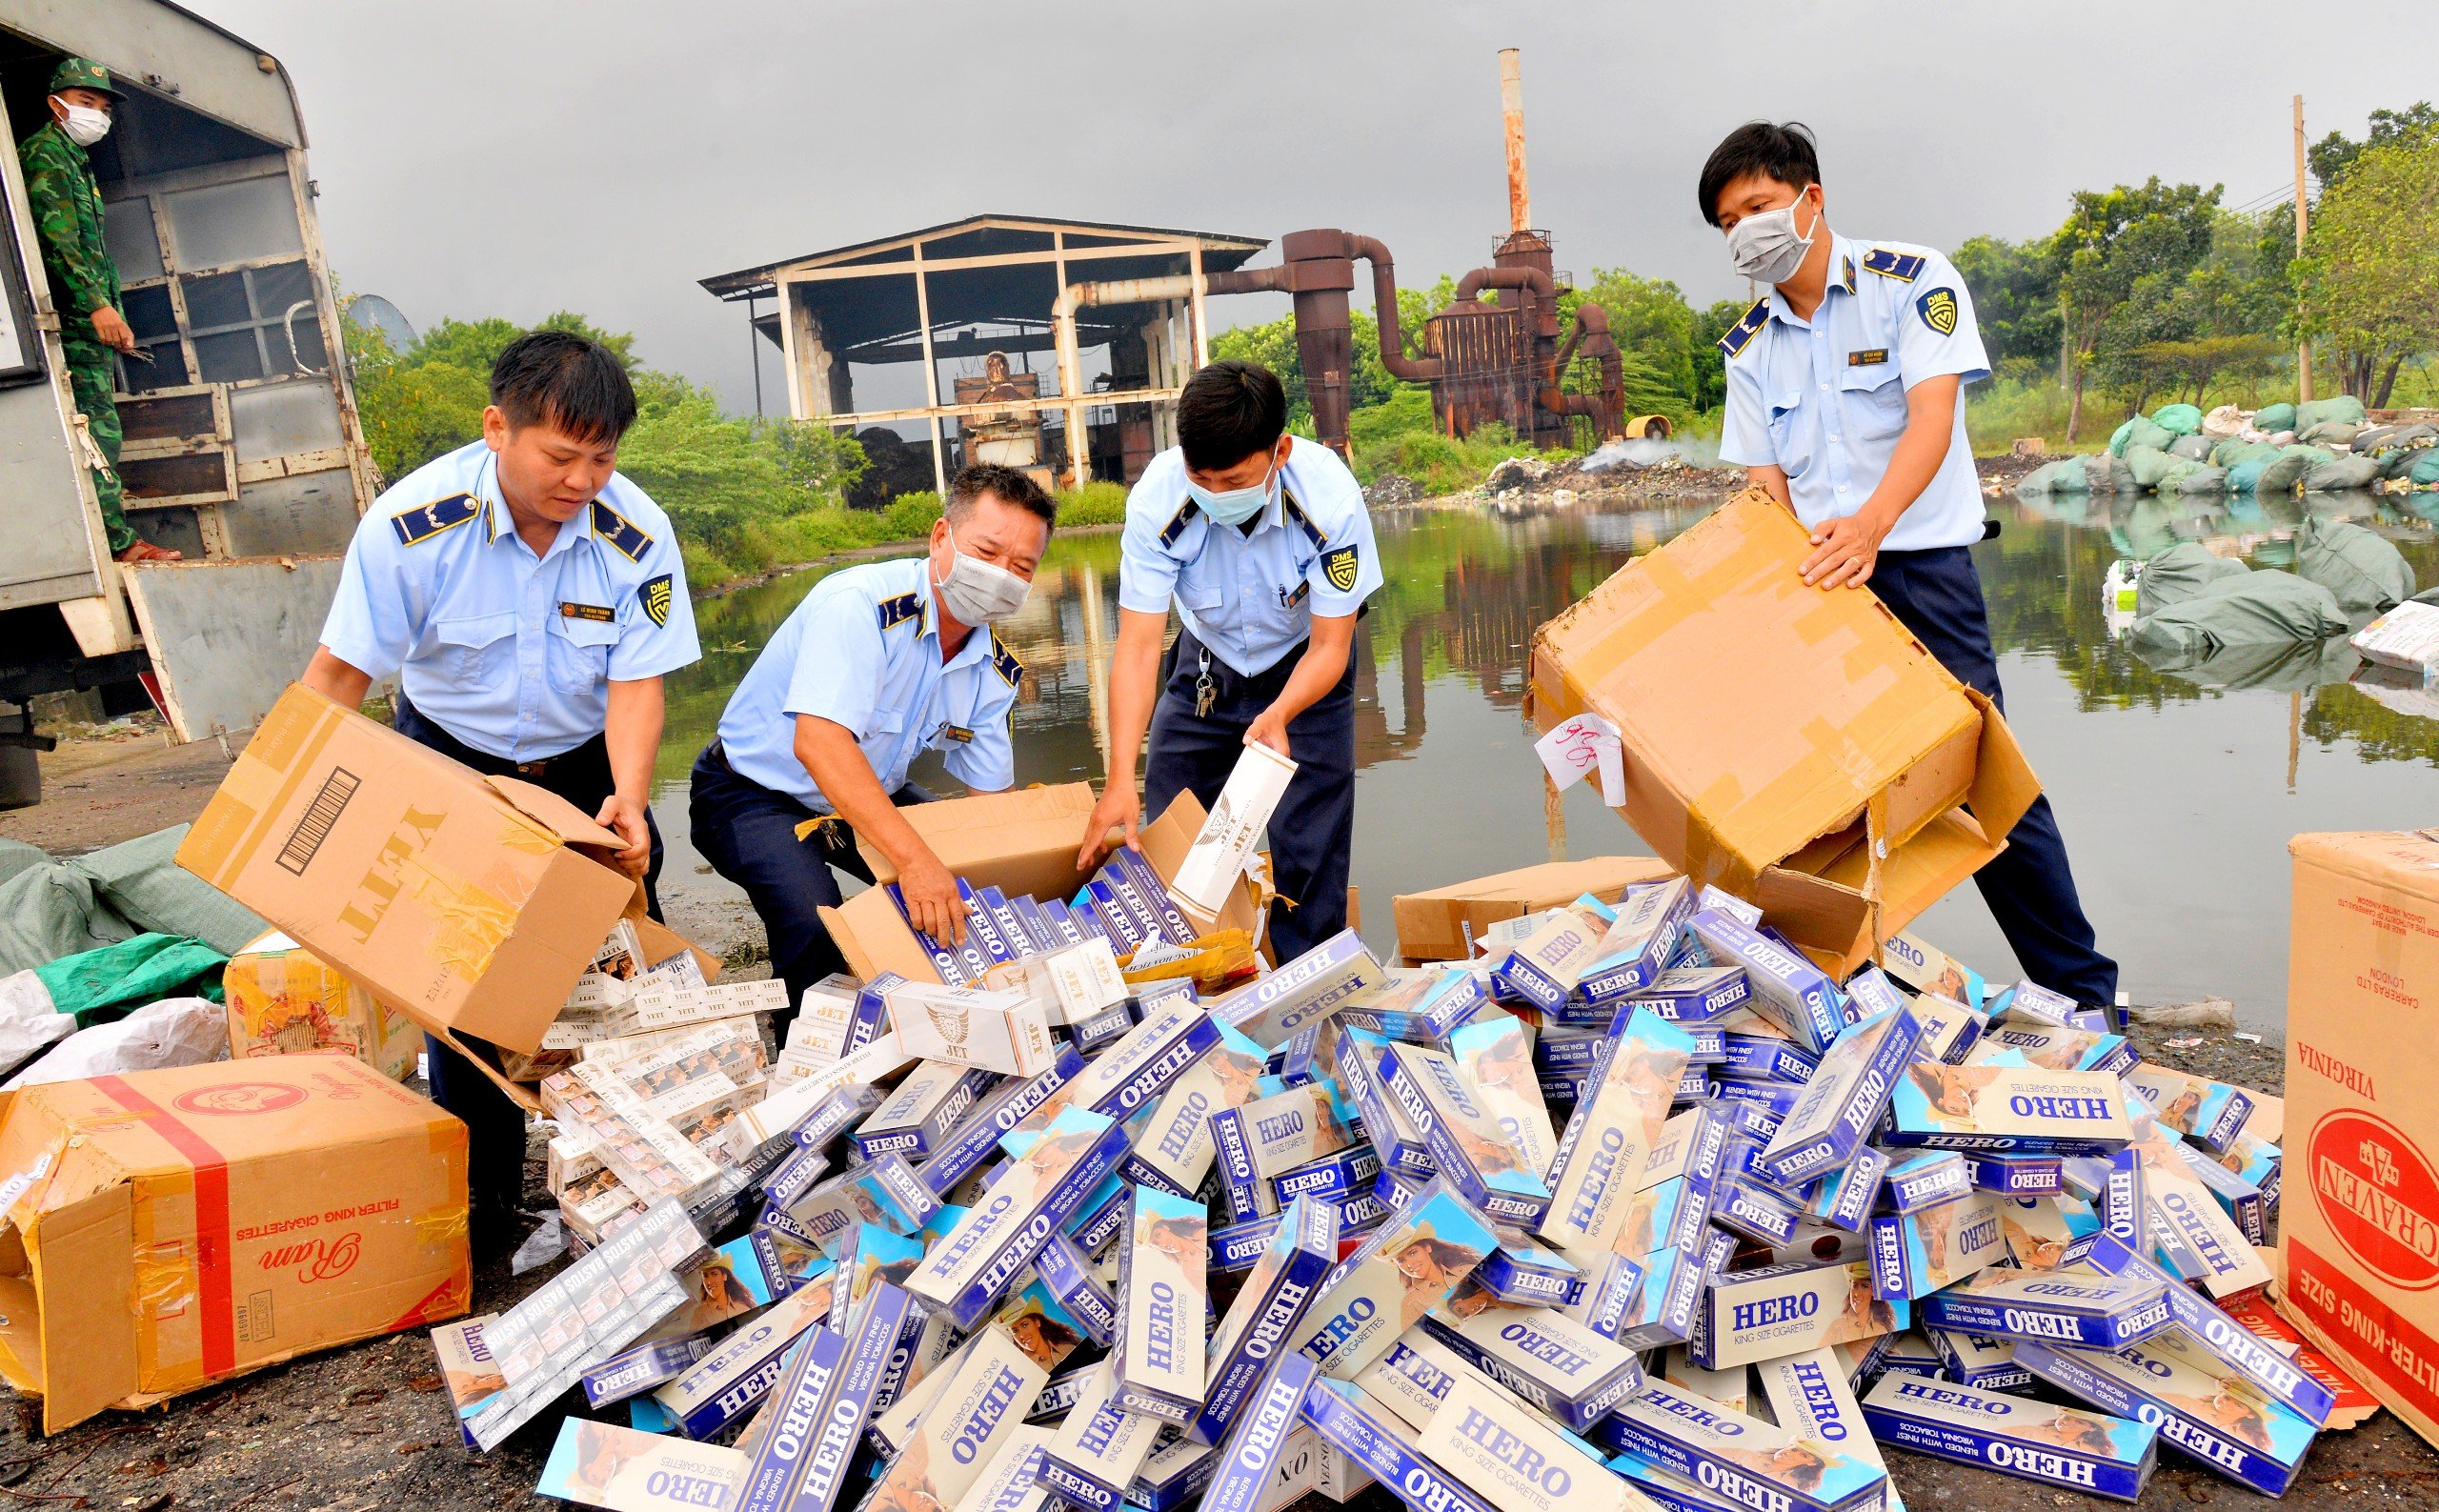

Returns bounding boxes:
[18,58,179,562]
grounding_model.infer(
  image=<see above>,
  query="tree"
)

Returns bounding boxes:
[2308,102,2439,189]
[1689,299,1747,413]
[2049,178,2222,438]
[2291,133,2439,406]
[1563,269,1701,414]
[1208,307,1412,434]
[1951,235,2061,367]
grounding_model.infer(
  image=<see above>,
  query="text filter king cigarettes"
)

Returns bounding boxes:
[1537,1009,1694,1258]
[1380,1041,1554,1226]
[1425,1370,1629,1512]
[2012,1328,2319,1496]
[1199,1355,1322,1512]
[907,1104,1130,1327]
[1859,1374,2155,1502]
[1114,1186,1207,1422]
[1597,1380,1888,1512]
[1285,1176,1498,1380]
[1756,1006,1925,1186]
[1197,1195,1340,1445]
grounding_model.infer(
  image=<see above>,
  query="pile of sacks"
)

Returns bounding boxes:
[438,858,2340,1512]
[2118,516,2426,667]
[2024,395,2439,497]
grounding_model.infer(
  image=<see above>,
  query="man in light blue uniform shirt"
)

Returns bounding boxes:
[1078,360,1381,962]
[302,330,697,1239]
[1704,121,2115,1010]
[691,463,1056,1017]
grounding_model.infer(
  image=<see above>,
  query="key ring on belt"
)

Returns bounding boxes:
[1193,645,1217,718]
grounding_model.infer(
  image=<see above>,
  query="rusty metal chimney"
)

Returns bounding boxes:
[1499,48,1530,234]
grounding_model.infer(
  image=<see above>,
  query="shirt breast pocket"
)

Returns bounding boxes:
[1178,563,1226,616]
[1839,366,1909,448]
[433,612,515,685]
[1765,390,1814,475]
[546,613,620,694]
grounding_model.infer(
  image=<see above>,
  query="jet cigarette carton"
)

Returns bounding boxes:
[1059,999,1220,1119]
[887,982,1057,1078]
[1575,878,1700,1007]
[1884,1054,2134,1155]
[1423,1304,1645,1431]
[1337,965,1486,1044]
[1334,1027,1435,1177]
[1299,1379,1501,1512]
[733,1282,912,1512]
[865,1325,1050,1512]
[1968,1021,2135,1078]
[1035,1231,1119,1347]
[1478,1236,1582,1306]
[1600,1380,1889,1512]
[2064,1230,2337,1424]
[535,1420,750,1512]
[1804,1146,1889,1234]
[1684,911,1845,1055]
[1756,1007,1925,1185]
[1859,1374,2156,1502]
[1925,1327,2030,1392]
[2122,1065,2253,1155]
[1213,929,1383,1048]
[907,1104,1130,1327]
[857,1063,1000,1161]
[1198,1355,1322,1512]
[2014,1332,2316,1496]
[1380,1042,1554,1227]
[1692,1260,1905,1371]
[919,1045,1089,1198]
[1616,968,1752,1026]
[1285,1176,1498,1380]
[1752,1348,1879,1471]
[1038,1360,1168,1512]
[1197,1195,1339,1444]
[1917,1267,2171,1350]
[1120,1024,1267,1197]
[1875,1151,1972,1214]
[1537,1009,1694,1257]
[1114,1187,1207,1422]
[1866,1190,2006,1302]
[654,1281,834,1440]
[1425,1370,1628,1512]
[1171,744,1299,912]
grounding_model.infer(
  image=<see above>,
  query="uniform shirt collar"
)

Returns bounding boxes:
[476,451,588,560]
[1765,232,1862,329]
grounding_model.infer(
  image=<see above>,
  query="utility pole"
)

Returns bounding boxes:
[2293,94,2313,404]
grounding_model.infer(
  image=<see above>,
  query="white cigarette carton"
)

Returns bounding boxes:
[1170,743,1297,914]
[887,982,1057,1077]
[1113,1186,1207,1422]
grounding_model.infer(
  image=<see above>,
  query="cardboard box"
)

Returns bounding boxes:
[1526,492,2040,975]
[0,1056,469,1431]
[223,932,422,1080]
[1391,857,1675,966]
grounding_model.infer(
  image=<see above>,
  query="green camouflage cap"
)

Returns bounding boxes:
[49,58,123,102]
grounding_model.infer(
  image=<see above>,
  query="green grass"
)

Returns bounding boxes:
[680,481,1132,591]
[1347,389,1577,494]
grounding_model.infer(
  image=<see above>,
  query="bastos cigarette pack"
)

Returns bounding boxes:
[2014,1328,2319,1495]
[1196,1194,1339,1444]
[1599,1379,1887,1512]
[1286,1175,1498,1380]
[906,1104,1129,1327]
[1865,1190,2006,1301]
[1379,1042,1554,1226]
[1536,1009,1693,1257]
[1916,1266,2171,1350]
[1756,1006,1925,1185]
[1885,1052,2134,1155]
[1859,1373,2156,1502]
[1113,1186,1207,1422]
[1692,1259,1905,1371]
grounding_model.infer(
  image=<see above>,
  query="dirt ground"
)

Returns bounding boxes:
[0,674,2432,1511]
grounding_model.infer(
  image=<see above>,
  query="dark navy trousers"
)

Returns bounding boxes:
[391,696,665,1216]
[1867,547,2120,1007]
[1143,629,1356,964]
[688,741,931,1033]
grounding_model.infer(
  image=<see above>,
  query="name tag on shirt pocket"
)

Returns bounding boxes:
[545,610,619,692]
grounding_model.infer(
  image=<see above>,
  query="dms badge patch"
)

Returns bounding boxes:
[1322,546,1360,593]
[640,574,674,627]
[1917,288,1959,336]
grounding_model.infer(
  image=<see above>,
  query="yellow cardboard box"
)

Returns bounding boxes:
[225,931,421,1080]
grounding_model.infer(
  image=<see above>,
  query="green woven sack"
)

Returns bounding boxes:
[2172,464,2228,494]
[2294,395,2368,432]
[2107,420,2138,458]
[2167,434,2214,462]
[2151,403,2204,435]
[2253,402,2297,433]
[2126,444,2179,489]
[2211,438,2281,469]
[2257,454,2314,494]
[2301,456,2383,493]
[2227,459,2269,493]
[2049,454,2090,493]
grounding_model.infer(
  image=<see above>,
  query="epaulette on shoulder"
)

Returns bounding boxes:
[1863,248,1926,283]
[877,593,923,630]
[390,492,479,547]
[1280,490,1329,552]
[990,631,1024,689]
[590,498,653,562]
[1719,297,1770,359]
[1157,498,1199,550]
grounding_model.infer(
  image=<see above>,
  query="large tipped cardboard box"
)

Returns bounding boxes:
[0,1055,469,1432]
[820,785,1258,984]
[176,684,638,1058]
[1527,491,2039,973]
[1392,857,1677,965]
[2281,830,2439,1450]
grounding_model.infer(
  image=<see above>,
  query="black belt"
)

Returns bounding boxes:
[393,694,602,779]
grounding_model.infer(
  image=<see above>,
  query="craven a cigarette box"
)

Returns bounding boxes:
[1285,1176,1497,1379]
[1692,1260,1905,1371]
[1197,1194,1339,1444]
[907,1104,1129,1327]
[2014,1331,2317,1495]
[1380,1041,1554,1226]
[1038,1360,1167,1512]
[1685,911,1844,1054]
[1537,1009,1694,1256]
[1885,1053,2134,1155]
[1599,1379,1888,1512]
[1114,1186,1207,1422]
[1171,743,1297,914]
[1866,1191,2006,1301]
[1757,1006,1925,1185]
[1199,1355,1322,1512]
[1426,1370,1628,1512]
[1860,1373,2155,1502]
[1917,1267,2171,1349]
[1215,929,1384,1048]
[1424,1304,1645,1431]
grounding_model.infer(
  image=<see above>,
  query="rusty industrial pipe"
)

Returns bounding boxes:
[1452,265,1560,339]
[1346,235,1442,383]
[1499,49,1531,234]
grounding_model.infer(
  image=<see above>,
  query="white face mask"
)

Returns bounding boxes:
[55,101,111,148]
[1726,194,1819,287]
[1186,449,1280,528]
[933,519,1030,626]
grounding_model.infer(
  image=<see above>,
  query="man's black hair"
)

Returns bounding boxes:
[1178,359,1286,473]
[1697,122,1822,228]
[490,329,636,445]
[947,462,1057,527]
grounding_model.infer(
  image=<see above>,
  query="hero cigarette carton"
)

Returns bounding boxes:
[1641,1104,1729,1191]
[1876,931,1987,1011]
[1603,1446,1744,1512]
[1877,1332,1944,1380]
[1664,1351,1751,1417]
[1875,1151,1972,1214]
[1684,912,1845,1055]
[1991,979,2081,1027]
[733,1282,912,1512]
[1334,1026,1436,1177]
[1616,1240,1706,1351]
[1537,1009,1694,1257]
[1884,1052,2133,1155]
[1337,965,1486,1044]
[1120,1024,1267,1197]
[907,1104,1130,1327]
[829,1221,925,1326]
[1964,1152,2066,1197]
[1199,1354,1322,1512]
[1214,929,1383,1048]
[1352,1332,1474,1430]
[1556,1252,1645,1342]
[585,1333,719,1408]
[2173,1141,2267,1244]
[1058,998,1220,1119]
[857,1063,1001,1161]
[1599,1380,1888,1512]
[1711,1180,1804,1248]
[775,1155,939,1257]
[863,1325,1049,1512]
[535,1420,750,1512]
[1752,1348,1879,1472]
[1577,878,1701,1007]
[1129,1438,1216,1512]
[1035,1231,1119,1347]
[1071,1002,1133,1053]
[654,1280,834,1441]
[1709,1079,1802,1128]
[1993,1193,2100,1272]
[1615,967,1752,1027]
[1113,1187,1207,1422]
[2122,1064,2253,1155]
[1967,1021,2135,1078]
[1029,1361,1094,1424]
[2137,1153,2270,1298]
[1492,904,1610,1014]
[1380,1042,1555,1226]
[1717,1033,1816,1085]
[1925,1327,2030,1392]
[2013,1332,2316,1496]
[1426,1370,1630,1512]
[919,1044,1089,1197]
[1285,1175,1499,1379]
[1239,1082,1359,1179]
[2064,1230,2337,1424]
[1274,1145,1381,1204]
[1756,1007,1925,1186]
[1423,1304,1645,1431]
[1803,1146,1890,1233]
[1038,1360,1167,1512]
[433,1316,503,1449]
[1210,1105,1280,1225]
[1691,1260,1905,1371]
[1859,1374,2155,1502]
[1478,1236,1582,1306]
[789,1082,888,1158]
[1865,1189,2006,1301]
[1196,1195,1339,1444]
[1899,994,1984,1066]
[1917,1267,2171,1350]
[1299,1379,1501,1512]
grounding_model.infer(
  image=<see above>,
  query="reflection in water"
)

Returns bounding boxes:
[657,487,2437,1028]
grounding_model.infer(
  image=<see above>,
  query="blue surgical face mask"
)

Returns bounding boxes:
[1186,450,1279,527]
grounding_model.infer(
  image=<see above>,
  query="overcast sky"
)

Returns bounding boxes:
[210,0,2433,414]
